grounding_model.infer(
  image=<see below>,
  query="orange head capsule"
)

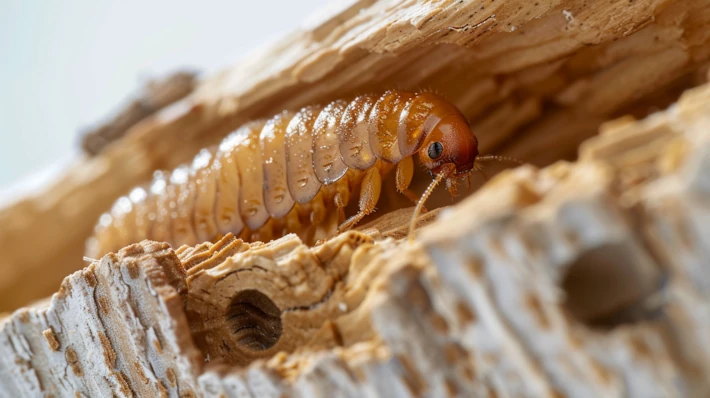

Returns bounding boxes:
[405,93,524,241]
[414,97,478,177]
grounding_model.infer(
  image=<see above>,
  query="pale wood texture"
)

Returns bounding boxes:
[0,0,708,311]
[3,80,710,396]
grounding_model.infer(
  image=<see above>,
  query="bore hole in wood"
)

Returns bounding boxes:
[561,240,665,329]
[226,289,282,351]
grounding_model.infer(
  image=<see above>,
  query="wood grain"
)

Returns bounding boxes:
[4,81,710,395]
[1,0,708,311]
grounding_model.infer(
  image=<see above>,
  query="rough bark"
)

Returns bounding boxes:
[1,0,709,311]
[3,80,710,396]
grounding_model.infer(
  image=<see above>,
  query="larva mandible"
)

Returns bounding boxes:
[87,90,516,257]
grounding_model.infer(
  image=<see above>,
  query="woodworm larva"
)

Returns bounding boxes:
[87,90,519,256]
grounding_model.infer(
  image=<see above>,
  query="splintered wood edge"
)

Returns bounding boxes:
[1,0,709,313]
[0,241,203,397]
[4,82,710,396]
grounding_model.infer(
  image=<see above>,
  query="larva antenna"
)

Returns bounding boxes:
[475,154,524,165]
[408,165,453,242]
[468,154,518,188]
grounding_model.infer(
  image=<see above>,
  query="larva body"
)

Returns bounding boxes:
[87,90,480,257]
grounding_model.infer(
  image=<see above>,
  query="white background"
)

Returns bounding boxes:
[0,0,331,194]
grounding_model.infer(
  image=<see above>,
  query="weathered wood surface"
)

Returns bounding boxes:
[1,0,709,311]
[3,80,710,397]
[80,71,198,156]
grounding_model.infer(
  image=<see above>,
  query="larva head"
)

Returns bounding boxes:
[415,97,478,177]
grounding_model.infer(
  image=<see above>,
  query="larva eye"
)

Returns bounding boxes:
[428,141,444,160]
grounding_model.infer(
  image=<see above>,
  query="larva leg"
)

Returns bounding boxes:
[310,191,326,225]
[333,175,351,224]
[285,205,302,235]
[396,156,428,213]
[334,193,347,224]
[338,166,381,232]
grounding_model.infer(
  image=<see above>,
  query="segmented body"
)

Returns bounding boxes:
[87,90,474,257]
